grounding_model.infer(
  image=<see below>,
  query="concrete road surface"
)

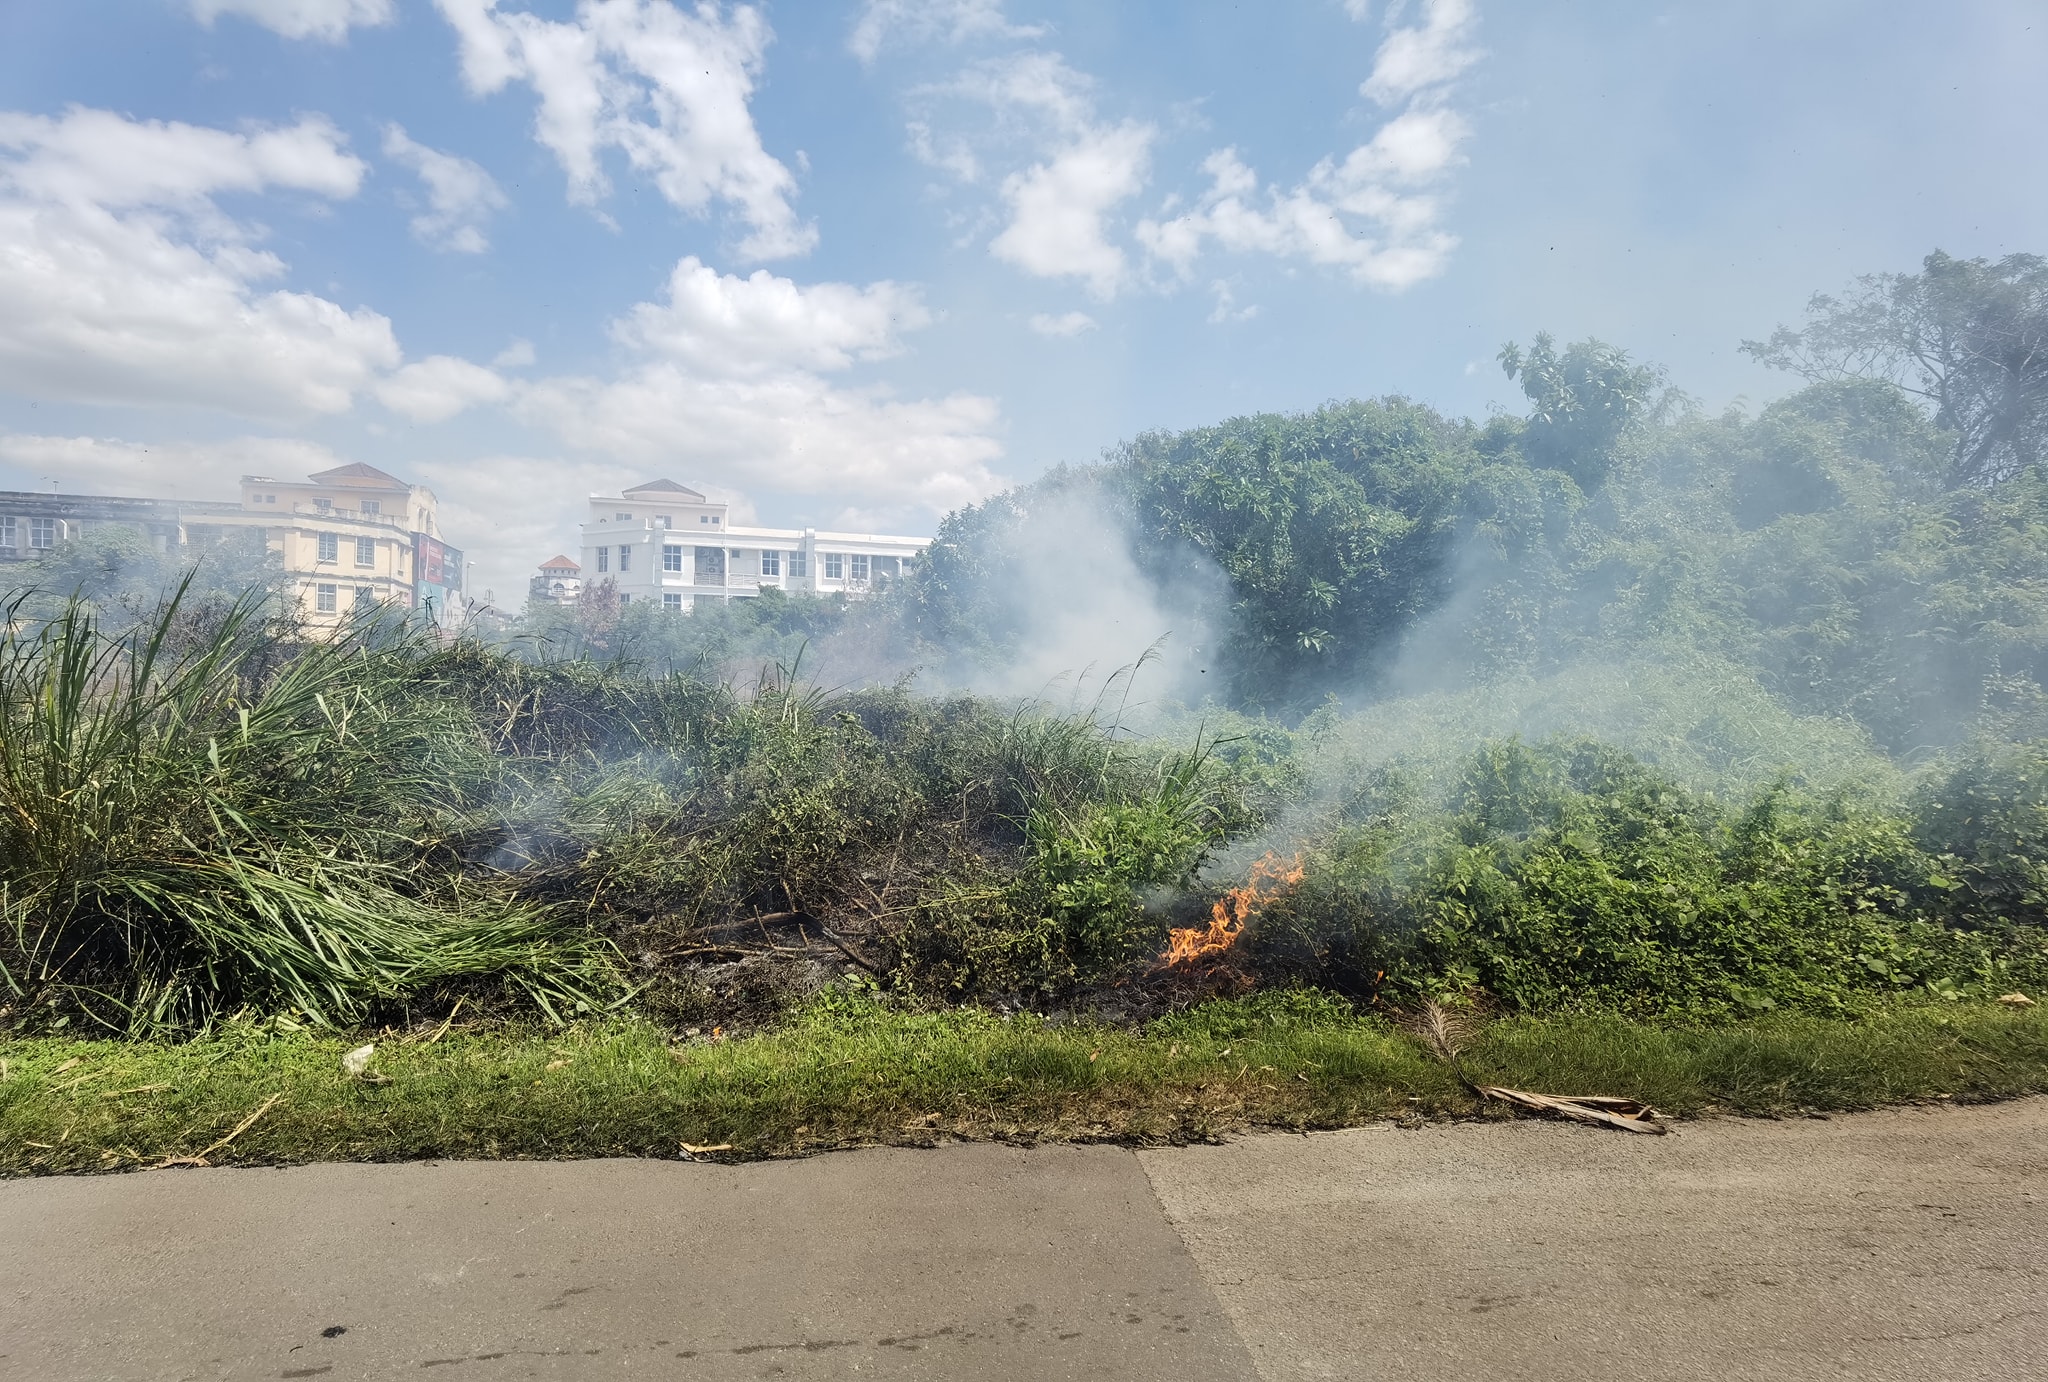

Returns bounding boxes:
[2,1099,2042,1381]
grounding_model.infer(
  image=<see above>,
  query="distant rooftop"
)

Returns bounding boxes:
[621,478,707,500]
[539,554,580,571]
[308,462,410,490]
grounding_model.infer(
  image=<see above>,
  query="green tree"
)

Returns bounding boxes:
[1498,333,1663,491]
[1742,250,2048,487]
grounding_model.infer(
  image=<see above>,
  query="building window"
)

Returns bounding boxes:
[616,512,632,521]
[618,593,630,605]
[658,515,672,528]
[354,587,376,610]
[317,532,338,562]
[264,494,277,504]
[663,592,683,611]
[663,544,683,572]
[361,500,380,516]
[699,514,711,524]
[617,544,631,572]
[316,583,337,613]
[0,517,15,550]
[355,537,376,566]
[30,517,56,549]
[789,549,808,578]
[850,554,870,582]
[760,549,780,577]
[315,498,332,513]
[823,553,844,580]
[596,547,609,573]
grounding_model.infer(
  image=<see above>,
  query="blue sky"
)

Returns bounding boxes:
[1,0,2042,602]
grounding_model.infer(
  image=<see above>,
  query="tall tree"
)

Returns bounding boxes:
[1742,251,2048,487]
[1498,334,1662,492]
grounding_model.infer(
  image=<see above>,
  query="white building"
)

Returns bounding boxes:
[578,479,928,611]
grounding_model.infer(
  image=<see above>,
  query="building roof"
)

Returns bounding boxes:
[539,555,581,571]
[622,478,706,500]
[308,462,411,490]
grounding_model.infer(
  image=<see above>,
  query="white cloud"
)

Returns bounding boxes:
[1134,4,1480,292]
[1361,0,1481,106]
[1206,280,1257,324]
[189,0,394,43]
[0,108,400,418]
[612,255,931,375]
[0,432,349,498]
[515,257,1003,517]
[376,355,512,423]
[906,52,1154,296]
[492,338,537,368]
[434,0,814,260]
[991,121,1152,298]
[849,0,1043,64]
[1028,310,1096,337]
[382,125,508,253]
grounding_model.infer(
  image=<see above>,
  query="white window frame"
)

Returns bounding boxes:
[317,532,338,563]
[0,516,15,550]
[355,536,376,567]
[789,550,808,578]
[361,500,380,516]
[30,517,56,550]
[759,550,780,577]
[315,583,337,613]
[663,592,683,611]
[596,547,609,573]
[850,554,870,582]
[663,545,683,572]
[617,544,631,573]
[354,586,376,610]
[823,552,844,580]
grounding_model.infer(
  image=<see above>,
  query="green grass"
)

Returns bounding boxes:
[4,994,2043,1176]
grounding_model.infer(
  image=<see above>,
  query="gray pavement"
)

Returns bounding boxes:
[1140,1098,2048,1382]
[1,1099,2043,1381]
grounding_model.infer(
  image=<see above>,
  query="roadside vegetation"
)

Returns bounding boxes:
[5,249,2048,1170]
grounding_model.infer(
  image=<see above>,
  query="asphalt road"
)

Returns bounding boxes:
[2,1099,2042,1381]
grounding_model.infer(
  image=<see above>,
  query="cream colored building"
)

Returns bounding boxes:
[578,479,928,612]
[2,463,460,632]
[236,463,458,628]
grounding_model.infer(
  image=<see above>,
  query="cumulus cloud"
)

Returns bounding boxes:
[1361,0,1481,106]
[382,125,508,253]
[906,52,1154,296]
[434,0,814,260]
[849,0,1043,64]
[188,0,393,43]
[612,256,931,374]
[0,431,350,498]
[0,107,400,418]
[1135,2,1480,291]
[376,355,513,423]
[516,257,1003,516]
[991,120,1151,298]
[1028,310,1095,337]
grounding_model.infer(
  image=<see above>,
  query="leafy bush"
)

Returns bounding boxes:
[1254,738,2048,1018]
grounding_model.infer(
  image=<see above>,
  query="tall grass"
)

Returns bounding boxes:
[0,588,617,1035]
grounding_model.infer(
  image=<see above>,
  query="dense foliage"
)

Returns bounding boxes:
[8,248,2048,1036]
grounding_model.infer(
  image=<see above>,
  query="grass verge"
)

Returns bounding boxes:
[3,995,2045,1176]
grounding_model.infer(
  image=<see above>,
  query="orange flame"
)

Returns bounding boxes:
[1161,852,1305,968]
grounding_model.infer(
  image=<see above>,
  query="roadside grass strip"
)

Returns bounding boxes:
[3,996,2045,1175]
